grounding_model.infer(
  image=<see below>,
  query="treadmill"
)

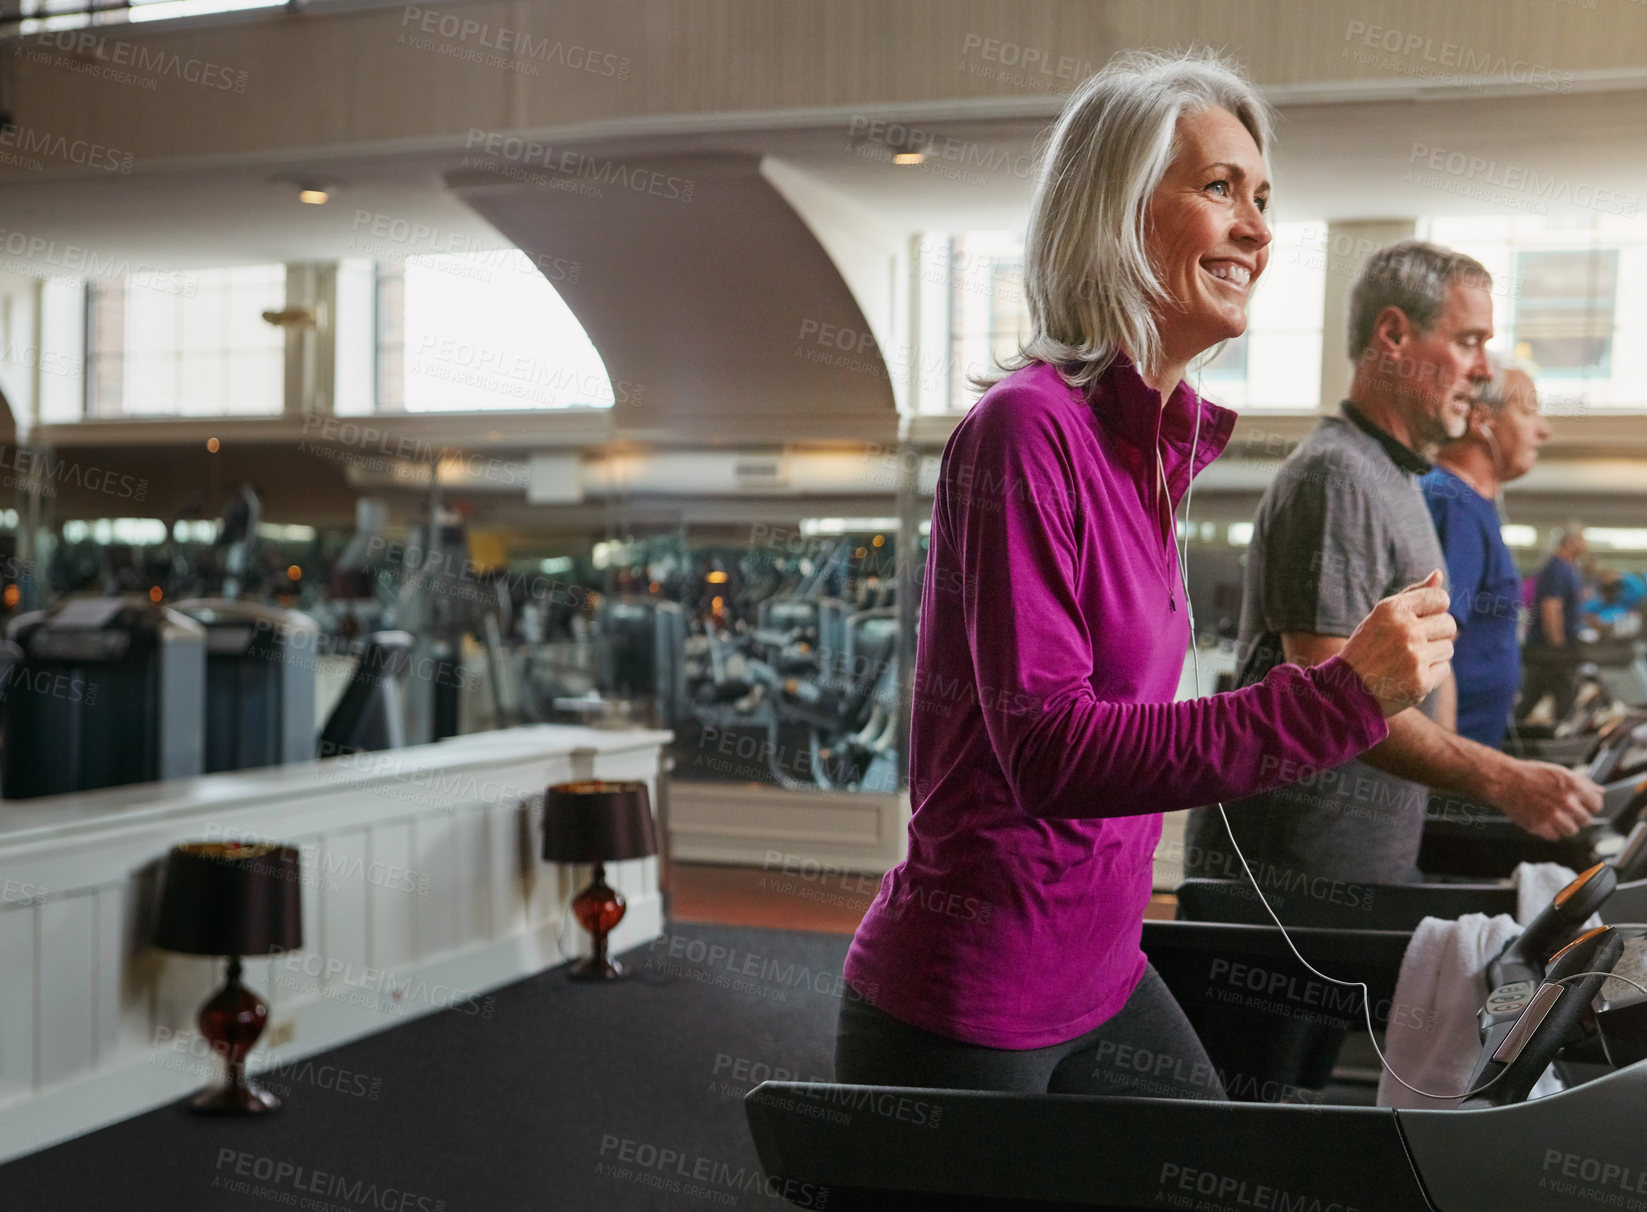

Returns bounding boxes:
[1172,846,1638,1097]
[1140,918,1412,1097]
[1420,714,1647,878]
[746,919,1647,1211]
[747,1061,1647,1210]
[1175,813,1647,934]
[174,598,319,773]
[1170,720,1647,927]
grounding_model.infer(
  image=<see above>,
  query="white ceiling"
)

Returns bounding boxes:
[0,87,1643,270]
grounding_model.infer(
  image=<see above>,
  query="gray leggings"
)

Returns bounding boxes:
[834,965,1226,1100]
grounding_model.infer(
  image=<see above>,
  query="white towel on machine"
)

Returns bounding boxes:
[1514,862,1583,925]
[1376,913,1566,1109]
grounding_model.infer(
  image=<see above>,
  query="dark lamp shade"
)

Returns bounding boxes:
[541,780,657,864]
[153,842,303,957]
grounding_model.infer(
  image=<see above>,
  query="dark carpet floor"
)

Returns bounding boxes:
[0,924,849,1212]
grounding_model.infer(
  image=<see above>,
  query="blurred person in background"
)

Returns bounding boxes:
[1517,524,1590,724]
[1585,568,1646,636]
[1422,355,1551,748]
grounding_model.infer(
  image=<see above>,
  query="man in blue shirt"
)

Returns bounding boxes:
[1518,524,1590,723]
[1423,357,1550,748]
[1586,569,1645,632]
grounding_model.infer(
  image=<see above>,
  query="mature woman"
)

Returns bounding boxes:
[835,50,1457,1100]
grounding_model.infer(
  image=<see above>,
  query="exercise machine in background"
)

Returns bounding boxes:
[174,598,318,773]
[2,596,205,799]
[1422,713,1647,877]
[317,630,414,757]
[676,596,901,793]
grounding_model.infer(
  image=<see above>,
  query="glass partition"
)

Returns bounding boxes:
[570,522,915,795]
[1423,213,1646,412]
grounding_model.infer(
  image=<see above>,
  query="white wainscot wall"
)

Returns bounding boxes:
[0,725,671,1163]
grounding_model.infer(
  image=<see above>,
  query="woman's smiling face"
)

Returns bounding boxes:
[1143,106,1273,370]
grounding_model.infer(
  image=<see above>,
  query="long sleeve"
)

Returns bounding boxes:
[947,391,1389,821]
[846,358,1390,1049]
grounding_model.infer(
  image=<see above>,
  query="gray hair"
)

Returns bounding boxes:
[1347,240,1492,361]
[1475,351,1537,415]
[978,48,1273,395]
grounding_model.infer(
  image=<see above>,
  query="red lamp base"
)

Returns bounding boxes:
[189,1081,281,1114]
[568,953,629,981]
[188,956,281,1115]
[570,863,629,980]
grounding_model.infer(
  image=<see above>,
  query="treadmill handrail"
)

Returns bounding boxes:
[1464,927,1627,1109]
[1174,875,1515,931]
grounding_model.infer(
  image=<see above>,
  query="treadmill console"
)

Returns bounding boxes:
[1589,718,1647,784]
[1482,978,1537,1025]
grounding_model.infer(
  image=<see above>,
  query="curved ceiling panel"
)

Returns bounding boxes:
[450,153,897,446]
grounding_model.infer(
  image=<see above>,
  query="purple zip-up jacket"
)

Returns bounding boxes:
[842,357,1390,1048]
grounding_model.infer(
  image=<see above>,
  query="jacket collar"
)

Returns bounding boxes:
[1081,353,1236,499]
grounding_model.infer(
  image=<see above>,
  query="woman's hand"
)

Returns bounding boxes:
[1339,570,1457,717]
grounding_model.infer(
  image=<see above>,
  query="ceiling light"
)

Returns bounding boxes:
[269,173,346,202]
[892,152,925,166]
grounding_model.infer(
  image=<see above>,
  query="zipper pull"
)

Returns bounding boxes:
[1170,594,1177,613]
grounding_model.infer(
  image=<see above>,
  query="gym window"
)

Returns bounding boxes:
[85,264,286,418]
[944,232,1028,413]
[1513,248,1618,377]
[1199,332,1248,380]
[5,0,282,35]
[935,222,1325,413]
[373,252,615,413]
[1423,213,1643,411]
[1190,221,1325,411]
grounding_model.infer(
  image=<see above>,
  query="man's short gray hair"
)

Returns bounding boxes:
[981,47,1273,395]
[1475,351,1538,415]
[1347,240,1492,361]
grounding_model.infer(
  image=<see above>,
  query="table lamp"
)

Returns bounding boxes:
[153,841,302,1113]
[541,780,657,980]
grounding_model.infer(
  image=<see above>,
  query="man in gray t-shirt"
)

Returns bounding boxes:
[1214,403,1446,882]
[1186,240,1599,889]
